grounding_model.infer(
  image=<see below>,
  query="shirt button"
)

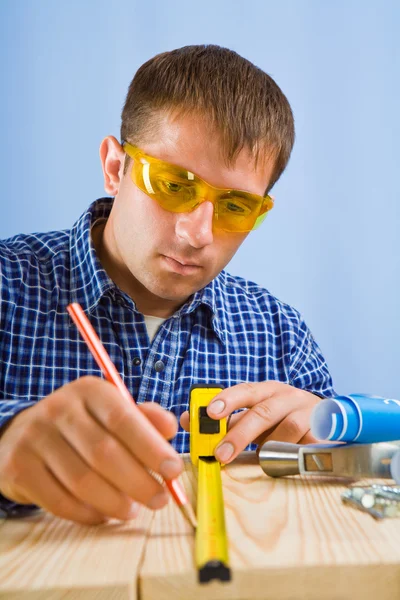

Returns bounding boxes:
[132,357,141,366]
[154,360,165,373]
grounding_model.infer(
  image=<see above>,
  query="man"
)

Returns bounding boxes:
[0,45,334,525]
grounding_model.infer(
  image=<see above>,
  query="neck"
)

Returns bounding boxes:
[91,219,185,318]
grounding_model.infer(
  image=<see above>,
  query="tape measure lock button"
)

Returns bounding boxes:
[199,406,221,434]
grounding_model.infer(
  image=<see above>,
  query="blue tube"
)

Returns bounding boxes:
[310,394,400,443]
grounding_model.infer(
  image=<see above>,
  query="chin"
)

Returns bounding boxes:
[152,286,197,302]
[140,265,214,302]
[149,279,204,302]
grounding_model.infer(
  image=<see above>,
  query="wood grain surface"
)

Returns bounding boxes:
[2,452,400,599]
[0,505,154,599]
[140,452,400,600]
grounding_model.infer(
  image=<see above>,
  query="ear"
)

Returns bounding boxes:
[99,136,125,195]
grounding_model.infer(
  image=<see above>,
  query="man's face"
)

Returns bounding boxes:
[99,113,275,317]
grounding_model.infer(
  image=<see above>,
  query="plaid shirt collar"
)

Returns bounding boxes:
[69,197,227,345]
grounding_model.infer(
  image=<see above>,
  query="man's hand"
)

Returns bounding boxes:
[0,377,183,525]
[180,382,320,464]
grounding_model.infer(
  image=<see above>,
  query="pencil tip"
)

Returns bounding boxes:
[180,503,197,529]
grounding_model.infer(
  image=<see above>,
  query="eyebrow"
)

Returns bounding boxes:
[150,153,264,196]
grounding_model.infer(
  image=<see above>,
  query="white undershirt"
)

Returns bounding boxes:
[144,314,166,342]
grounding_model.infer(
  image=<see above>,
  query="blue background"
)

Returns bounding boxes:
[1,0,399,397]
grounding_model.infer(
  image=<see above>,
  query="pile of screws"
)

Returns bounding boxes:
[342,484,400,519]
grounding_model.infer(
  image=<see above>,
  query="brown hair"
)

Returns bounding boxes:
[121,44,295,191]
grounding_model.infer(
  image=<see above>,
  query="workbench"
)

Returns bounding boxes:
[1,451,399,599]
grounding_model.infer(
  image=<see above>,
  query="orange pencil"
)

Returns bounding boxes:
[66,302,197,529]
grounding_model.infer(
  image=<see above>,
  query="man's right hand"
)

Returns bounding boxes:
[0,376,183,525]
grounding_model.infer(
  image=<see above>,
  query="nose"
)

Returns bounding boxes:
[175,200,214,249]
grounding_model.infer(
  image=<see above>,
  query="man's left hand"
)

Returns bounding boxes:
[179,382,320,464]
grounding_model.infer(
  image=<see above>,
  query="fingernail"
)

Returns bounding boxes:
[148,492,169,510]
[160,458,182,480]
[208,399,225,415]
[128,501,140,518]
[215,442,234,463]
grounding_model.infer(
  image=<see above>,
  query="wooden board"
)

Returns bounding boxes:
[0,505,154,599]
[2,452,400,599]
[140,452,400,600]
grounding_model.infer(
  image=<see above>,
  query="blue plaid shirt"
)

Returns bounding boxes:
[0,198,334,515]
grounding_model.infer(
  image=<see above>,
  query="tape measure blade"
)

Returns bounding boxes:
[196,458,231,583]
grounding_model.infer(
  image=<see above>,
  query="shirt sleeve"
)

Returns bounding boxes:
[288,317,335,398]
[0,400,40,518]
[0,398,37,430]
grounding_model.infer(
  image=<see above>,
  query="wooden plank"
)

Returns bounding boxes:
[0,505,154,599]
[140,452,400,600]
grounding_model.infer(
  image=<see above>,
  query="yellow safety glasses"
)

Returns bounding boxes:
[123,142,274,233]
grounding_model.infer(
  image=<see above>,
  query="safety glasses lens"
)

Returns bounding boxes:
[131,154,270,232]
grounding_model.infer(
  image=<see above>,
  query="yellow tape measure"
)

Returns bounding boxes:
[189,385,231,584]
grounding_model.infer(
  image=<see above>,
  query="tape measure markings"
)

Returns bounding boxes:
[189,385,232,584]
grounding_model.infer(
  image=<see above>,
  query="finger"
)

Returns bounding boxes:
[4,452,106,525]
[298,430,318,444]
[257,410,314,445]
[180,411,189,432]
[226,410,248,430]
[35,425,148,520]
[252,423,279,446]
[84,379,183,479]
[139,403,178,440]
[60,377,183,481]
[213,397,294,463]
[179,409,246,434]
[0,483,32,505]
[53,403,169,510]
[206,381,284,419]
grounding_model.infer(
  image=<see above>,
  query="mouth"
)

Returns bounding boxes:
[162,255,203,276]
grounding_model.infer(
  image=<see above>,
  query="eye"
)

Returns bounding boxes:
[164,181,183,193]
[225,201,245,213]
[158,177,195,196]
[220,197,253,216]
